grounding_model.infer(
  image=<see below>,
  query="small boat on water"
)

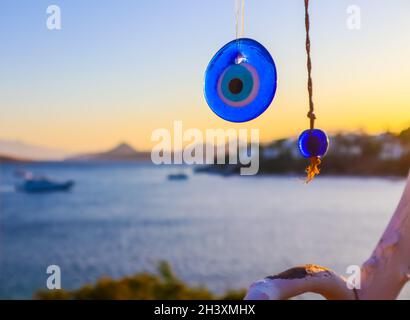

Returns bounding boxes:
[167,173,189,181]
[17,178,74,193]
[15,171,74,193]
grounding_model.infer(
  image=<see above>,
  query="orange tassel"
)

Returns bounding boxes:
[305,156,321,183]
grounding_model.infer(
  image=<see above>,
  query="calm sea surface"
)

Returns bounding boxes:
[0,162,409,299]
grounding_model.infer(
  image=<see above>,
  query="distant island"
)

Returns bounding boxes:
[197,127,410,177]
[0,142,151,163]
[0,139,69,161]
[0,154,30,163]
[65,142,151,162]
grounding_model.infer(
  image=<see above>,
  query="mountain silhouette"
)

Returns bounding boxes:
[66,142,150,161]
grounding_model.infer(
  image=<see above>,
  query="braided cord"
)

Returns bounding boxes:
[304,0,316,130]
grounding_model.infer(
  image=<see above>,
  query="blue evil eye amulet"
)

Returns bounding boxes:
[204,38,277,123]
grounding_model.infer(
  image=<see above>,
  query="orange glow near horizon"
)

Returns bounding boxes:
[1,97,409,153]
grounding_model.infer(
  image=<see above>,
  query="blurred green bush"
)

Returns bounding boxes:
[34,261,246,300]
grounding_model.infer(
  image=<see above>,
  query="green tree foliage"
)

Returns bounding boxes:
[34,261,246,300]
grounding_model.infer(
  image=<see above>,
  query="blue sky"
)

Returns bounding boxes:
[1,0,410,151]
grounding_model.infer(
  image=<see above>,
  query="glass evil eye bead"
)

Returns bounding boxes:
[298,129,329,158]
[204,38,277,123]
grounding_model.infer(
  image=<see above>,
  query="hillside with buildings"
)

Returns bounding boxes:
[198,127,410,177]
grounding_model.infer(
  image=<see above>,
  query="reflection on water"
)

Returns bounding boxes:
[0,162,409,299]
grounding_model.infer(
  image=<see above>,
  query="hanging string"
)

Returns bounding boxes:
[235,0,245,63]
[304,0,316,130]
[304,0,322,183]
[235,0,245,39]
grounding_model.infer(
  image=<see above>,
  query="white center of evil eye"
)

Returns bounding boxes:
[217,63,260,108]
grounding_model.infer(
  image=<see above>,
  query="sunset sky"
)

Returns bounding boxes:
[1,0,410,153]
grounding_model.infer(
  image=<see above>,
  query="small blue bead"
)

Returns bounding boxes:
[298,129,329,158]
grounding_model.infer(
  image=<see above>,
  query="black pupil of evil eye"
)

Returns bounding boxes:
[228,78,243,94]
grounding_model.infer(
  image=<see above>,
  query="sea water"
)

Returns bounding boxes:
[0,162,408,299]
